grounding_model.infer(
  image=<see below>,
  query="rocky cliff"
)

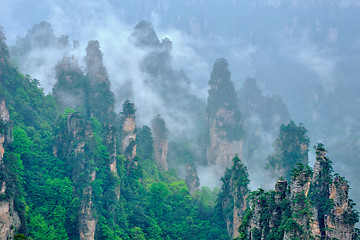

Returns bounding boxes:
[219,155,249,239]
[236,144,358,240]
[206,59,243,174]
[120,100,137,169]
[325,175,356,239]
[55,113,97,240]
[85,40,115,124]
[0,99,21,240]
[151,115,168,171]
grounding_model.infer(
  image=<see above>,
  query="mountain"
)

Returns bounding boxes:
[0,19,359,239]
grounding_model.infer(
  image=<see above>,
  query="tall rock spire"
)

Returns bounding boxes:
[120,99,137,168]
[219,155,249,238]
[206,58,243,172]
[85,40,115,123]
[151,115,169,171]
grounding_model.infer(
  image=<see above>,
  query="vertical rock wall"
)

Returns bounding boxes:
[55,113,97,240]
[0,99,20,240]
[151,115,168,171]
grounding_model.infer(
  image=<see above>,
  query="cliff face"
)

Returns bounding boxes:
[151,115,168,171]
[220,155,249,239]
[0,100,10,164]
[207,107,243,169]
[55,113,97,240]
[85,40,115,123]
[120,100,137,169]
[326,175,356,239]
[237,144,358,240]
[283,166,312,239]
[0,99,21,240]
[309,145,332,239]
[206,59,243,174]
[185,163,200,194]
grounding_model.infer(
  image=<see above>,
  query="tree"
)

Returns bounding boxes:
[267,121,309,182]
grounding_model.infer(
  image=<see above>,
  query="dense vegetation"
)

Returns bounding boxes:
[266,121,310,182]
[0,27,230,240]
[0,20,359,240]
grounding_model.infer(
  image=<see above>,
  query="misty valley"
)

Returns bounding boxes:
[0,2,360,240]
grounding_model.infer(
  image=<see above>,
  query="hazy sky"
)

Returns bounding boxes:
[1,0,360,196]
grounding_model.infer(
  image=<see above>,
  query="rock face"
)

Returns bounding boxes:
[120,100,137,167]
[0,100,10,164]
[0,99,21,240]
[85,40,115,123]
[207,107,243,169]
[283,165,313,240]
[53,40,115,124]
[237,144,358,240]
[185,163,200,194]
[309,144,332,239]
[206,59,243,174]
[219,155,249,239]
[151,115,168,171]
[55,113,97,240]
[105,124,120,199]
[325,175,356,239]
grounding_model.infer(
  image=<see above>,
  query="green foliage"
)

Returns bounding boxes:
[207,58,243,141]
[267,121,310,182]
[236,210,253,240]
[136,126,154,161]
[290,162,313,181]
[207,58,237,116]
[122,99,136,115]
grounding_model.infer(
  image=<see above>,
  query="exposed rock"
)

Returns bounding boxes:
[0,100,9,123]
[0,100,21,239]
[269,180,287,232]
[151,115,168,171]
[0,99,10,164]
[0,200,20,240]
[309,144,332,239]
[207,107,243,170]
[185,163,200,194]
[237,144,358,240]
[220,155,249,239]
[79,184,96,240]
[55,113,97,240]
[85,40,115,123]
[104,124,120,199]
[284,165,313,240]
[120,100,137,168]
[207,59,243,175]
[325,175,356,240]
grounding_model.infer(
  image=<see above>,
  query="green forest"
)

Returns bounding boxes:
[0,19,359,240]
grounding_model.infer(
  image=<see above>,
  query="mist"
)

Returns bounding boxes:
[2,0,360,205]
